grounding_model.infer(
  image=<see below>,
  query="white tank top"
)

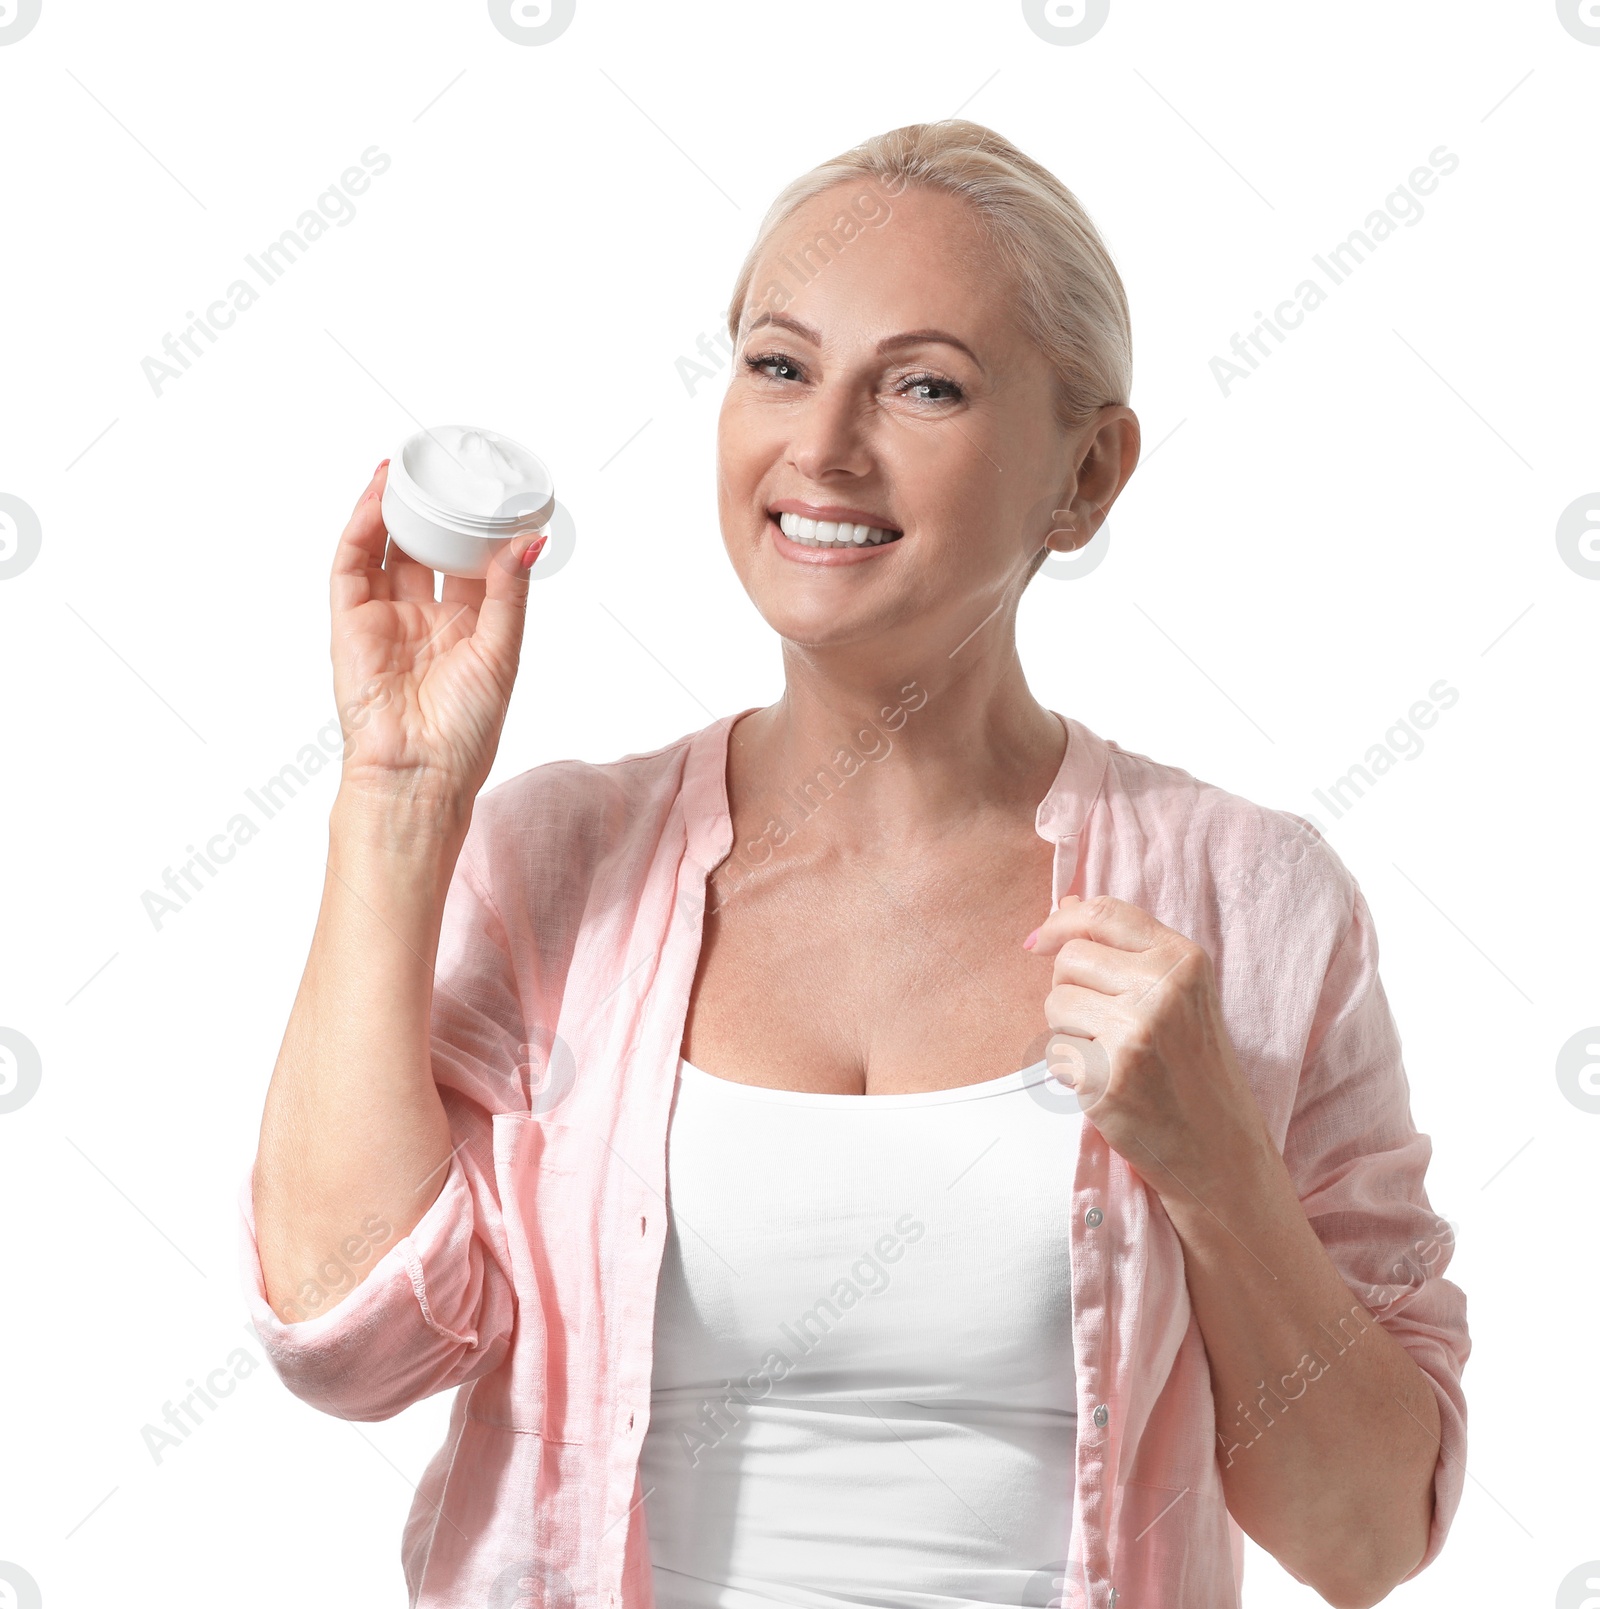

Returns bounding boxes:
[641,1056,1081,1608]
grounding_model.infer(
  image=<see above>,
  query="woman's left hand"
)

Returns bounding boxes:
[1025,893,1275,1203]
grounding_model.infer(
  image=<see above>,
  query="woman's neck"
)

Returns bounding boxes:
[731,648,1067,852]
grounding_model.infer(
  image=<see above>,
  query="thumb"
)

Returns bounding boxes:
[474,530,547,672]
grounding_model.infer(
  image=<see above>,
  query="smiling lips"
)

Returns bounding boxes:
[766,504,903,566]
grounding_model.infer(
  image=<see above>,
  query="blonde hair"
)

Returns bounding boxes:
[725,119,1132,433]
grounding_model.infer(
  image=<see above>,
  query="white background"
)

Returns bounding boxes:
[1,1,1596,1605]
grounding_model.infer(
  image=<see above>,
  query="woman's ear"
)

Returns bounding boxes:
[1044,503,1090,553]
[1018,489,1089,580]
[1072,407,1142,518]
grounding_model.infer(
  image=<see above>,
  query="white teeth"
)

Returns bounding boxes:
[776,511,900,547]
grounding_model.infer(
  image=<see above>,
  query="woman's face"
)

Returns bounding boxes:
[717,180,1135,658]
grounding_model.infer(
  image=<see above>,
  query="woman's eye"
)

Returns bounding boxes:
[897,374,964,404]
[741,354,964,405]
[744,353,801,382]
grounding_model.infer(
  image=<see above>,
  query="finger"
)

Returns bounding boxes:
[332,467,392,612]
[473,530,546,673]
[441,572,488,612]
[349,459,390,522]
[1047,936,1147,995]
[1044,1032,1111,1107]
[1029,892,1165,958]
[385,535,437,604]
[1044,981,1115,1042]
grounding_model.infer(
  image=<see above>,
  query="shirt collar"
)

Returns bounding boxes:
[681,705,1112,870]
[1036,713,1112,845]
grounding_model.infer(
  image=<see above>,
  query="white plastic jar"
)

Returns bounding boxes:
[381,424,555,578]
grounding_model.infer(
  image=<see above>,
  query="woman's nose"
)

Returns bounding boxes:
[785,382,876,481]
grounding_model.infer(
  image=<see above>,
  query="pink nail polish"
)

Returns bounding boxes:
[522,535,549,568]
[1023,928,1039,950]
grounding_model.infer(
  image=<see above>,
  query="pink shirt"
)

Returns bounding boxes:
[237,709,1470,1608]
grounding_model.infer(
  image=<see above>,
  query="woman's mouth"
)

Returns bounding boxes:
[767,509,903,566]
[774,511,902,548]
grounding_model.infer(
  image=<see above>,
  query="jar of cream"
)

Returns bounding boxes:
[381,424,556,579]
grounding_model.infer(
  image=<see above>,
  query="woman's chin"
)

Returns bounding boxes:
[754,600,900,652]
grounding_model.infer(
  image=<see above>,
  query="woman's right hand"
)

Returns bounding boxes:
[329,460,548,816]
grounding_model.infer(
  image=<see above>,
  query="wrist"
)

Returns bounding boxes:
[1152,1115,1286,1225]
[329,782,472,866]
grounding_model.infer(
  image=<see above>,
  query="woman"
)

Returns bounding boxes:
[241,121,1468,1609]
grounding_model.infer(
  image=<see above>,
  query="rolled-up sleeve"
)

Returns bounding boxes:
[1280,876,1471,1579]
[237,828,525,1422]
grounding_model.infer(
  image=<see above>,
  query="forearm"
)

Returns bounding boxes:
[252,788,470,1323]
[1158,1134,1441,1607]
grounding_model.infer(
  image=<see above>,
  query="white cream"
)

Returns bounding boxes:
[404,425,548,519]
[382,422,555,579]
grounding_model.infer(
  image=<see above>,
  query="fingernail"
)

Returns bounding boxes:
[376,458,390,472]
[521,534,549,568]
[1022,928,1039,950]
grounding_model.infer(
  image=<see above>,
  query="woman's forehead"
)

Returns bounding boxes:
[745,197,1020,353]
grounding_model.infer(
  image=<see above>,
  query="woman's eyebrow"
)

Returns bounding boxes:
[875,329,985,371]
[743,311,821,345]
[743,312,985,372]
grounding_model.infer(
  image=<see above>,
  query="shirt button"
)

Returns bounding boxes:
[1093,1404,1109,1428]
[1084,1206,1103,1227]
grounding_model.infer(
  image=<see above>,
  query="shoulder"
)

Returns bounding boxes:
[1092,736,1378,1123]
[457,719,715,889]
[1096,734,1357,946]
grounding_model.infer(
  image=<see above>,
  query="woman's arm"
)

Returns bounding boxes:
[251,459,547,1325]
[1157,1127,1440,1607]
[1029,886,1466,1608]
[251,790,466,1323]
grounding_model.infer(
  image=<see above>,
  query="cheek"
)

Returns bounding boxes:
[716,396,783,492]
[934,489,1029,576]
[715,395,744,470]
[899,435,1023,549]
